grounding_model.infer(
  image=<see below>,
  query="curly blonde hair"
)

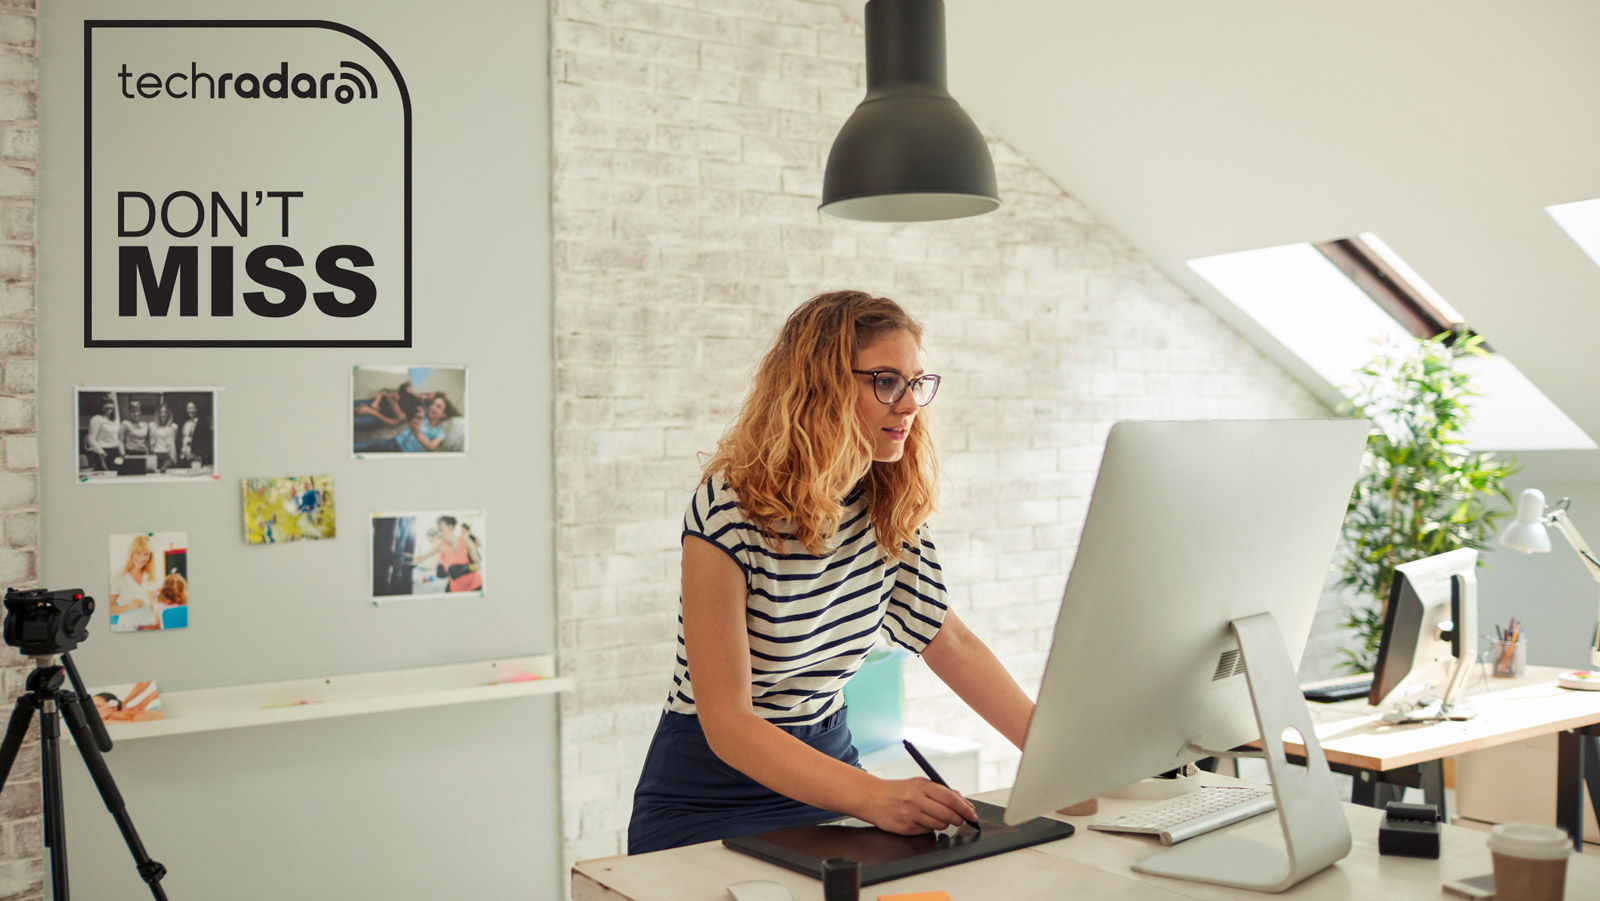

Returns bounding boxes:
[703,290,938,558]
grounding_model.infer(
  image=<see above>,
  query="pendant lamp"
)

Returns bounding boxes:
[820,0,1000,222]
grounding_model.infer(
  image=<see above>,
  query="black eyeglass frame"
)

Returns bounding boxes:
[850,369,942,406]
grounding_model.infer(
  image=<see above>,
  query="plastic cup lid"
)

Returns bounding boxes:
[1487,823,1571,860]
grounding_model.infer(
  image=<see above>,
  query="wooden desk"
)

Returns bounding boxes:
[1284,666,1600,847]
[573,775,1600,900]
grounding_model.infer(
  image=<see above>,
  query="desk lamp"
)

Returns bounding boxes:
[1498,488,1600,690]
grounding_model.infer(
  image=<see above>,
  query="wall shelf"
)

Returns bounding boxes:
[76,655,571,743]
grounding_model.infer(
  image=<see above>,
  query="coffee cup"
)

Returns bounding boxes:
[1487,823,1570,901]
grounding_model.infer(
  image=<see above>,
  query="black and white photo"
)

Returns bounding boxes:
[76,388,218,482]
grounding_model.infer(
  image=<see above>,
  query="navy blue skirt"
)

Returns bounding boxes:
[627,708,861,854]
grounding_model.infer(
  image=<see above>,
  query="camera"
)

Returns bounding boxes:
[2,588,94,657]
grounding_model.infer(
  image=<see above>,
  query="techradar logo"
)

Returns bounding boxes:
[117,60,380,103]
[86,20,412,348]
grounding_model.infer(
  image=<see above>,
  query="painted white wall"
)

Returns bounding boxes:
[36,1,562,898]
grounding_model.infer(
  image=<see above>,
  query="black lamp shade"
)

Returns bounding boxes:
[820,0,999,222]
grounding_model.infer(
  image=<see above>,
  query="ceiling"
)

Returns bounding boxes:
[837,1,1600,480]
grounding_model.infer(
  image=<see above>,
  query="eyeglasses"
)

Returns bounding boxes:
[851,369,942,406]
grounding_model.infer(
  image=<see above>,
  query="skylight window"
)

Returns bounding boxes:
[1312,236,1468,342]
[1189,238,1595,451]
[1354,233,1467,325]
[1547,198,1600,269]
[1188,243,1410,387]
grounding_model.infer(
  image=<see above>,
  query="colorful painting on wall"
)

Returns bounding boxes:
[243,475,337,545]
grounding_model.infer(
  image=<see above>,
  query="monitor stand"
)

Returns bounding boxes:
[1381,572,1481,725]
[1130,612,1352,893]
[1380,698,1477,724]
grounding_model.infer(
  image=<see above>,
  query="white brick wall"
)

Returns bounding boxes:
[551,0,1354,873]
[0,2,38,898]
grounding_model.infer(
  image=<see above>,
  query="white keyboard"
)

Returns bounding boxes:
[1086,785,1276,845]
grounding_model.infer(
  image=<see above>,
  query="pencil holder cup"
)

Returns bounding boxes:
[1491,637,1528,677]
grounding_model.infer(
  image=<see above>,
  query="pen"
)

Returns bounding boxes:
[902,739,981,831]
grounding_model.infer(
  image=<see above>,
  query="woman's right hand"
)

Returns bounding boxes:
[858,777,977,835]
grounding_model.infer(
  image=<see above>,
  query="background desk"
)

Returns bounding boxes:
[572,774,1600,899]
[1283,666,1600,847]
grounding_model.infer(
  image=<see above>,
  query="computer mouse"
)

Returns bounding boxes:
[725,879,793,901]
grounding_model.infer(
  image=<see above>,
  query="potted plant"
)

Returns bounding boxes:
[1335,333,1518,673]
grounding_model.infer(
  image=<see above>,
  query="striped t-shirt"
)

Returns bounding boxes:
[665,476,949,726]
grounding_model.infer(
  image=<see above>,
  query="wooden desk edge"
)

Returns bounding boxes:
[1286,706,1600,771]
[570,781,1600,901]
[1274,667,1600,771]
[572,871,628,901]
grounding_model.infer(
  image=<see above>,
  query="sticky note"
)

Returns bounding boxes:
[877,893,954,901]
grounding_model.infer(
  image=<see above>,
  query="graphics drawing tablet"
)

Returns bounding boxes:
[722,799,1074,885]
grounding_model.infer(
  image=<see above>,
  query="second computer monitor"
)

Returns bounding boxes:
[1368,548,1478,715]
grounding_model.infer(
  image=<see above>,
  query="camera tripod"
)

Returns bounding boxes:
[0,653,168,900]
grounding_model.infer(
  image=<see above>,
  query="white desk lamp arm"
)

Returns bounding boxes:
[1548,509,1600,583]
[1548,509,1600,668]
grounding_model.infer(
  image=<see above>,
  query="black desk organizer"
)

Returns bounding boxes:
[723,799,1075,886]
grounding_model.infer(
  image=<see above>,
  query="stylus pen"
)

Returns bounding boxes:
[902,739,981,831]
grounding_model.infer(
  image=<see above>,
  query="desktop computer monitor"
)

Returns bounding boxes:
[1004,418,1371,892]
[1367,548,1478,720]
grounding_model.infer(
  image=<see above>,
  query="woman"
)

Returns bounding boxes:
[627,291,1036,854]
[354,394,456,453]
[403,394,456,452]
[179,401,211,469]
[109,535,159,631]
[91,682,162,722]
[409,515,482,593]
[148,404,178,471]
[393,381,438,418]
[83,395,123,470]
[120,400,151,456]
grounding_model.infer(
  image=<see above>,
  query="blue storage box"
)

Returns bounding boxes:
[844,645,908,753]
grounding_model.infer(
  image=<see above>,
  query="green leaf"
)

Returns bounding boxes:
[1335,335,1517,658]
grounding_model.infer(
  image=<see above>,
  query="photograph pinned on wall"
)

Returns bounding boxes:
[77,387,218,483]
[351,364,467,457]
[370,510,485,602]
[86,681,165,723]
[243,475,336,545]
[107,532,189,632]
